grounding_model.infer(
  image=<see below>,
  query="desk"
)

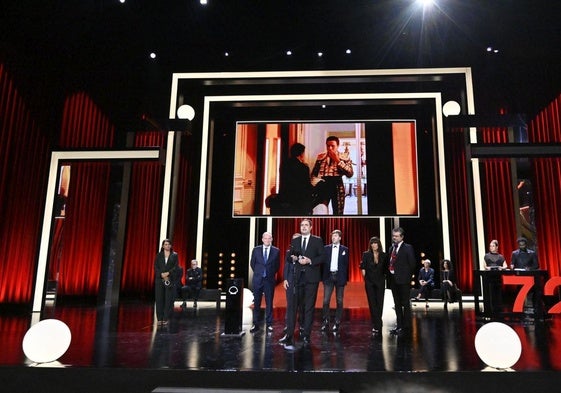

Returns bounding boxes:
[474,269,548,319]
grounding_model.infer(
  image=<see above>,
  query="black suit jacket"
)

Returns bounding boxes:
[360,250,388,286]
[387,242,416,286]
[250,245,280,284]
[290,234,324,283]
[322,244,349,286]
[154,251,179,281]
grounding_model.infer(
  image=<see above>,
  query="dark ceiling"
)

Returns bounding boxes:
[2,0,561,130]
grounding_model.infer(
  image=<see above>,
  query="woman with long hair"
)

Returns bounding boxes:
[154,239,179,325]
[360,236,388,335]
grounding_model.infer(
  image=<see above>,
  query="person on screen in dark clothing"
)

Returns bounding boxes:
[278,143,313,215]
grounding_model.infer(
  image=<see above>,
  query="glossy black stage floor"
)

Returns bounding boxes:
[1,289,561,393]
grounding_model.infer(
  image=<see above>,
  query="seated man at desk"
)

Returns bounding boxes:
[510,237,538,270]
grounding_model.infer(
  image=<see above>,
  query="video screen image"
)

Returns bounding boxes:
[232,121,418,218]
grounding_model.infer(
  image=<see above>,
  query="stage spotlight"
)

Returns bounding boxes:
[442,100,461,117]
[474,322,521,370]
[177,104,195,121]
[22,319,71,364]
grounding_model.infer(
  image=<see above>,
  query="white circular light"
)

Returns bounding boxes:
[442,100,461,117]
[177,104,195,121]
[22,319,71,364]
[474,322,521,369]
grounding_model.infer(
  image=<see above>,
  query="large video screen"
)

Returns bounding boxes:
[232,120,419,217]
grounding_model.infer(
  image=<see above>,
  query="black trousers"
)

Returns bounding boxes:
[285,278,319,339]
[364,280,385,330]
[390,282,412,330]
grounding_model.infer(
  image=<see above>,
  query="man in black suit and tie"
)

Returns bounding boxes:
[321,229,349,332]
[250,231,280,333]
[280,218,324,349]
[387,227,416,336]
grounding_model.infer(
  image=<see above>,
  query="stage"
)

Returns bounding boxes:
[1,284,560,393]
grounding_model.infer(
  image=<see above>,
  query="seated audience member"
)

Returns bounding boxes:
[510,237,538,270]
[440,259,457,303]
[181,259,203,308]
[416,259,434,306]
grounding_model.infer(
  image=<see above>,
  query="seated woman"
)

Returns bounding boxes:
[440,259,457,304]
[416,259,435,307]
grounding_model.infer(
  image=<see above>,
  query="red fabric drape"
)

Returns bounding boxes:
[56,93,114,296]
[529,95,561,278]
[479,127,518,260]
[120,132,166,297]
[444,129,474,291]
[0,64,50,303]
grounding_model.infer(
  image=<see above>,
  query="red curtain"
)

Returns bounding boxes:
[529,95,561,278]
[444,129,474,291]
[120,132,166,297]
[0,63,51,303]
[56,93,114,296]
[479,127,518,260]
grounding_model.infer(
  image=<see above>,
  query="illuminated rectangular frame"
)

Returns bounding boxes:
[168,68,481,289]
[33,149,161,312]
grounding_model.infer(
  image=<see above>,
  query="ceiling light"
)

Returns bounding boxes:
[286,50,292,56]
[345,49,351,54]
[317,52,323,57]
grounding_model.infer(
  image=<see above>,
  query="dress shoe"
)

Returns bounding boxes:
[249,325,259,333]
[266,325,273,333]
[389,327,402,336]
[332,322,340,332]
[283,342,295,351]
[320,319,329,332]
[278,334,290,344]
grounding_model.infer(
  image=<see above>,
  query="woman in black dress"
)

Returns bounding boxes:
[360,237,388,335]
[440,259,456,304]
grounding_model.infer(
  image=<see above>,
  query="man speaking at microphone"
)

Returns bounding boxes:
[280,218,324,349]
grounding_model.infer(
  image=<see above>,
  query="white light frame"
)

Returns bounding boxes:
[168,68,478,264]
[33,149,161,312]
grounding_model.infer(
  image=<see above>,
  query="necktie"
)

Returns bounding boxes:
[263,247,268,277]
[302,237,307,253]
[389,245,397,273]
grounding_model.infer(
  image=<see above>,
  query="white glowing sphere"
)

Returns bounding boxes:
[442,100,461,117]
[22,319,71,364]
[177,104,195,121]
[474,322,521,369]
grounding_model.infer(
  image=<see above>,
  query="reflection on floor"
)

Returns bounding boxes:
[2,291,561,373]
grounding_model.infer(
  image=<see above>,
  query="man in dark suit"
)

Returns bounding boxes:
[250,231,280,333]
[321,229,349,332]
[282,233,304,334]
[280,218,324,349]
[180,260,202,308]
[387,227,416,336]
